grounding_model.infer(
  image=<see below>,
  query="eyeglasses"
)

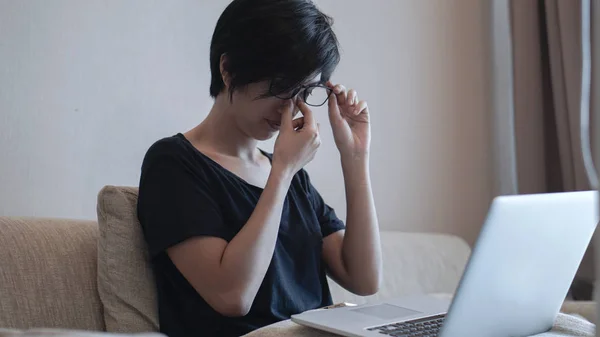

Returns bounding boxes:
[269,83,333,107]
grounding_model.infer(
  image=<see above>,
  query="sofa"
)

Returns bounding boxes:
[0,186,595,336]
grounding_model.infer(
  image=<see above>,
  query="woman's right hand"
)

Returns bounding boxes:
[272,99,321,178]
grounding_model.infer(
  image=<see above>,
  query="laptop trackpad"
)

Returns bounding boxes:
[351,304,423,320]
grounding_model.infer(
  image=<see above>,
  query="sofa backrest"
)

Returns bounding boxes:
[0,217,105,331]
[327,231,471,305]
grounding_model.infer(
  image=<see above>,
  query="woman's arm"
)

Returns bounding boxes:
[321,82,382,296]
[167,170,291,317]
[322,154,382,296]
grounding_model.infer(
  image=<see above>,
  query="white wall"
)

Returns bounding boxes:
[0,0,493,245]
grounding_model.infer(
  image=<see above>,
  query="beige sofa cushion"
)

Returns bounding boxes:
[0,217,105,331]
[96,186,158,333]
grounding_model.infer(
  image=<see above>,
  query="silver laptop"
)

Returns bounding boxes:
[291,191,598,337]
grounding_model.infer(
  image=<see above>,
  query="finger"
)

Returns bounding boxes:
[296,98,317,128]
[353,100,368,116]
[316,123,322,144]
[280,101,294,131]
[347,89,358,107]
[333,84,347,105]
[327,92,343,124]
[292,117,305,130]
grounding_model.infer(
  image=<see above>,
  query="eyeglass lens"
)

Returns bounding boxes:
[301,86,331,107]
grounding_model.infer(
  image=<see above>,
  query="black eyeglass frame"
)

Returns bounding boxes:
[268,82,333,107]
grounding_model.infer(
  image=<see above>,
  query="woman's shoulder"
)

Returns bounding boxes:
[146,132,220,162]
[143,133,188,160]
[140,133,213,174]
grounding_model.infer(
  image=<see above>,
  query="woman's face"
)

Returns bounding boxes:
[227,81,298,141]
[226,74,320,141]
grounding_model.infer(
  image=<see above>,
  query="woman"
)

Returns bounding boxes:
[137,0,382,336]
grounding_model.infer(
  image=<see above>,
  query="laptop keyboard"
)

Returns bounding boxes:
[367,314,446,337]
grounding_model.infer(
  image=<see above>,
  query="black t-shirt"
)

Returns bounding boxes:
[136,133,345,337]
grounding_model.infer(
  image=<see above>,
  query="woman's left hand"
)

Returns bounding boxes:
[326,82,371,157]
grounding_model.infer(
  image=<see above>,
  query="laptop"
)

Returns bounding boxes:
[291,191,598,337]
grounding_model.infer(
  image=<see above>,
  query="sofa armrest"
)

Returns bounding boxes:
[327,231,471,305]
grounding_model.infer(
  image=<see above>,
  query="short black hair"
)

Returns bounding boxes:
[209,0,340,98]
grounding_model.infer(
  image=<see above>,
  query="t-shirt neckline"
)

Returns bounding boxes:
[175,133,272,191]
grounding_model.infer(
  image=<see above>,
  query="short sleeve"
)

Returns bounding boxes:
[302,171,345,237]
[137,151,229,259]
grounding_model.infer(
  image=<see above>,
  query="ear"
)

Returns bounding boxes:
[219,54,232,88]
